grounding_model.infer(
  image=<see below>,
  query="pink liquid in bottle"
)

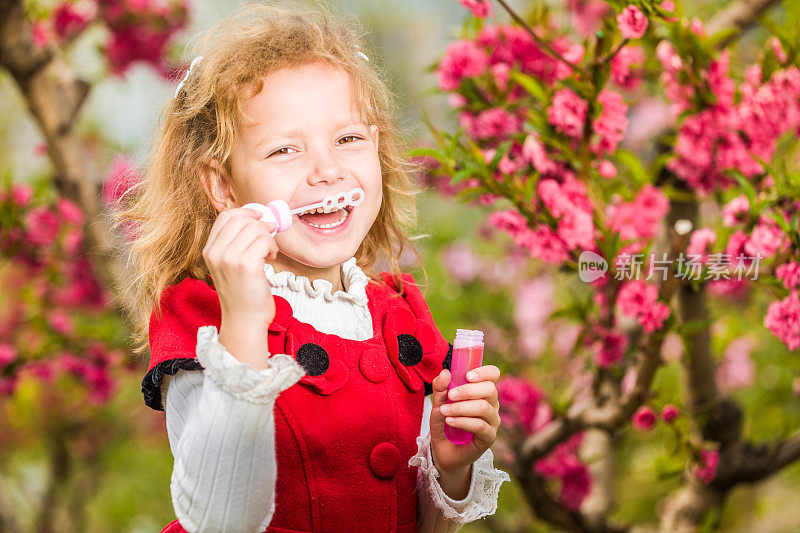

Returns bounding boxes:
[445,329,485,445]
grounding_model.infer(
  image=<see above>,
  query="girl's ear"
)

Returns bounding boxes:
[369,124,380,152]
[198,159,237,213]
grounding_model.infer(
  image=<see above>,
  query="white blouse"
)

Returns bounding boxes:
[161,257,510,532]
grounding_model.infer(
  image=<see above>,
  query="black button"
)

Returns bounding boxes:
[397,334,423,366]
[296,343,329,376]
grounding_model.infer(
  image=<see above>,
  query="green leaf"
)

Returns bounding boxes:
[407,147,445,160]
[726,169,757,209]
[615,149,649,187]
[509,71,549,104]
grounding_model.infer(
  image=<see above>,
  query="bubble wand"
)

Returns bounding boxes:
[242,188,365,237]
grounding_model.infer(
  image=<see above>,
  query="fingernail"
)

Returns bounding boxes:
[440,404,449,415]
[466,371,476,380]
[446,417,454,425]
[449,389,458,399]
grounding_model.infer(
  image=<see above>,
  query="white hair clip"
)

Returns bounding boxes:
[354,44,369,62]
[174,56,204,99]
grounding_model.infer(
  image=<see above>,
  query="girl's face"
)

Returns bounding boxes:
[225,62,382,269]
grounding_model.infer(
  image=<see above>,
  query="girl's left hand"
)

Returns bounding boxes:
[429,365,502,476]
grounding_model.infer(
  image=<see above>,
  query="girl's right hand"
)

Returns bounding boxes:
[202,207,279,326]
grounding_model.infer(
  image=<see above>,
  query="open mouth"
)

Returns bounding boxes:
[296,204,354,229]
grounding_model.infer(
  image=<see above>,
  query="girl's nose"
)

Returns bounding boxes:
[308,146,344,185]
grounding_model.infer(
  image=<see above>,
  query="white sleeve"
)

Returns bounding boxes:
[163,325,305,533]
[412,395,511,532]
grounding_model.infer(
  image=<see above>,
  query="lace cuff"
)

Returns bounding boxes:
[196,325,305,404]
[408,432,510,525]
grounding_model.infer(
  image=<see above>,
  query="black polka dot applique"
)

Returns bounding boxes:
[397,334,423,366]
[296,343,329,376]
[283,322,348,395]
[382,304,450,392]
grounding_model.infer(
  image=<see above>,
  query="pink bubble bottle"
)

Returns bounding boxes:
[445,329,485,445]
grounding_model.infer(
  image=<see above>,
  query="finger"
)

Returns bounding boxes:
[206,207,260,249]
[448,381,498,405]
[443,416,496,443]
[440,398,499,427]
[223,221,269,258]
[465,365,501,384]
[430,369,451,410]
[242,232,278,264]
[205,212,251,257]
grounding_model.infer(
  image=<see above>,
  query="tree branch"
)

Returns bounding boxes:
[706,0,782,50]
[0,0,135,319]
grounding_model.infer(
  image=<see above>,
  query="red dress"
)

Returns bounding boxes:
[143,271,451,533]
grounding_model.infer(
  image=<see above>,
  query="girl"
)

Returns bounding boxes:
[120,3,510,532]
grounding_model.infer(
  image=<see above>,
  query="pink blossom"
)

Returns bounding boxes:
[661,404,679,423]
[632,406,657,431]
[488,209,529,239]
[611,45,645,89]
[639,302,670,333]
[695,448,719,484]
[567,0,610,37]
[617,5,648,39]
[11,183,34,206]
[769,36,787,64]
[775,262,800,289]
[24,360,59,384]
[558,210,595,250]
[52,2,92,42]
[617,280,658,316]
[594,330,628,367]
[442,244,482,283]
[523,225,571,264]
[522,133,558,175]
[47,310,74,336]
[548,88,587,139]
[437,40,489,91]
[618,281,670,332]
[0,344,16,368]
[660,1,675,13]
[598,160,617,178]
[558,456,593,510]
[32,21,51,47]
[447,93,466,109]
[716,337,756,393]
[764,291,800,351]
[103,156,142,205]
[721,194,750,227]
[687,228,717,261]
[24,207,60,247]
[0,375,19,396]
[459,0,493,18]
[62,228,84,256]
[469,107,521,140]
[535,434,593,510]
[490,62,511,91]
[745,215,786,259]
[497,375,552,433]
[592,90,628,155]
[56,198,84,226]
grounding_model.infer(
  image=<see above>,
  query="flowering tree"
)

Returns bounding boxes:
[0,0,188,529]
[420,0,800,530]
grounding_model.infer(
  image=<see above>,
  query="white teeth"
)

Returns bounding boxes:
[301,208,349,229]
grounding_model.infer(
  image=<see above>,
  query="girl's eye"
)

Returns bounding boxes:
[337,135,363,145]
[267,147,297,158]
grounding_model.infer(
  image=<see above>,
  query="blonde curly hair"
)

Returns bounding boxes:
[111,1,423,356]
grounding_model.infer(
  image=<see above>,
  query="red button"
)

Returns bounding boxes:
[369,442,401,479]
[359,348,389,383]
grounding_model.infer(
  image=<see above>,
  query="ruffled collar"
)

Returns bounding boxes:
[263,257,369,307]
